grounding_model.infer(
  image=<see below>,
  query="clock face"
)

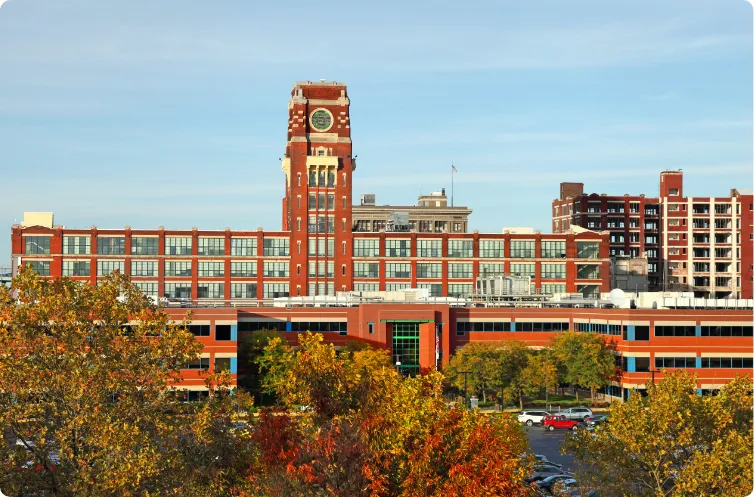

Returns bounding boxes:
[310,108,333,132]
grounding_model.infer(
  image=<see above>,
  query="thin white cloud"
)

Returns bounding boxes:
[0,0,11,9]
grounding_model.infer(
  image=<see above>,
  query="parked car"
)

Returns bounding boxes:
[543,415,580,431]
[536,474,575,492]
[518,410,551,426]
[550,478,579,495]
[584,414,607,427]
[560,407,593,421]
[527,465,574,483]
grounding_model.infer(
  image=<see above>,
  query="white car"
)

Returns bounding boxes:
[560,407,593,421]
[518,410,551,426]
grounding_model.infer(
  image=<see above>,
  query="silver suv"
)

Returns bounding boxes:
[517,410,551,426]
[561,407,593,421]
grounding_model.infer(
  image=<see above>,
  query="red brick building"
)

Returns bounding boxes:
[553,172,753,298]
[9,81,752,398]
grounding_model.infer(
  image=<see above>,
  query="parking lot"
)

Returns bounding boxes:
[524,425,576,472]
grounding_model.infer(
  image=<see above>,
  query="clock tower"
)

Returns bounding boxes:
[281,81,355,296]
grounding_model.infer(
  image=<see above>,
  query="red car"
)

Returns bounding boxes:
[542,415,580,431]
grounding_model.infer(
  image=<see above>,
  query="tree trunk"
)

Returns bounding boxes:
[590,387,595,403]
[575,389,579,402]
[519,394,523,411]
[482,389,486,403]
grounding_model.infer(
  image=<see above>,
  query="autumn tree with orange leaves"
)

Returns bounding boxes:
[249,332,535,497]
[0,267,254,497]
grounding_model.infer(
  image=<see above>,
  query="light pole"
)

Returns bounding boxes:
[458,370,474,409]
[395,356,402,376]
[545,349,549,408]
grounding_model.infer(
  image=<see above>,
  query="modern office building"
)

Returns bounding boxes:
[8,81,752,397]
[552,172,753,298]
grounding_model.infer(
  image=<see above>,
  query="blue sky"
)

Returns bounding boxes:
[0,0,751,262]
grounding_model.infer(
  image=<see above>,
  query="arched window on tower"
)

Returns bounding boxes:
[328,171,335,188]
[319,171,326,187]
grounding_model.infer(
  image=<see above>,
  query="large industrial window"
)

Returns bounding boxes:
[417,283,442,297]
[417,263,442,279]
[198,238,224,256]
[448,239,473,258]
[97,237,125,255]
[355,283,379,292]
[63,236,90,255]
[25,260,51,276]
[386,283,410,291]
[198,262,224,278]
[510,263,535,278]
[479,239,504,258]
[97,260,124,276]
[456,321,512,333]
[231,283,258,299]
[541,283,566,295]
[417,239,442,258]
[164,283,192,299]
[62,260,90,277]
[263,262,289,278]
[263,238,289,256]
[541,241,566,258]
[231,238,257,256]
[165,237,192,255]
[386,263,411,279]
[215,325,232,341]
[134,282,158,297]
[386,239,411,257]
[541,263,566,279]
[510,240,535,258]
[448,263,473,279]
[197,283,224,299]
[230,261,256,277]
[577,241,600,259]
[165,261,192,277]
[448,284,473,298]
[479,263,505,276]
[131,237,159,255]
[392,323,420,375]
[185,357,210,369]
[131,261,158,277]
[576,264,600,280]
[354,239,379,257]
[263,283,289,298]
[354,262,379,279]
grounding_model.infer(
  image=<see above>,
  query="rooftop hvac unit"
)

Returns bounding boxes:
[361,193,376,206]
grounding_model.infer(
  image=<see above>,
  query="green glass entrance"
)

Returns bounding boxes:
[392,322,420,375]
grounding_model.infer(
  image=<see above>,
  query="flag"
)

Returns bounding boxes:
[452,164,457,172]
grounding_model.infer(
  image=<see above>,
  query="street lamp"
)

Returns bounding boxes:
[458,370,474,409]
[395,356,402,376]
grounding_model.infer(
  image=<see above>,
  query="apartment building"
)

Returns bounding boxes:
[552,171,753,298]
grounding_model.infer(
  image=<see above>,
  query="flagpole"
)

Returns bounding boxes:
[451,163,454,207]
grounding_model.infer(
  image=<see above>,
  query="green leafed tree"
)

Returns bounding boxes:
[562,371,753,497]
[550,330,616,401]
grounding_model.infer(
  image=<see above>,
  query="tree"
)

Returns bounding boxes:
[550,331,615,401]
[562,371,753,497]
[237,328,285,400]
[0,267,254,496]
[520,350,560,402]
[443,342,500,402]
[253,332,535,497]
[400,408,532,497]
[498,340,532,410]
